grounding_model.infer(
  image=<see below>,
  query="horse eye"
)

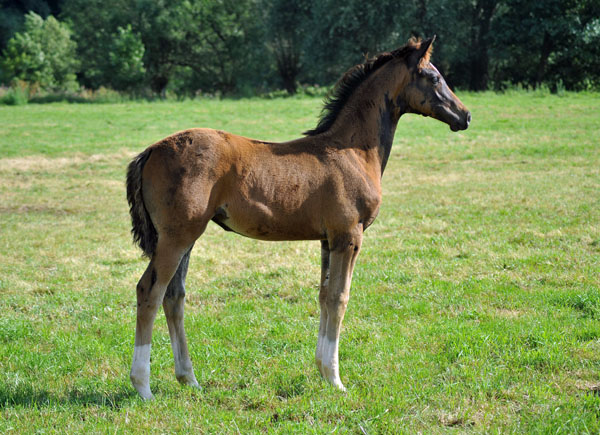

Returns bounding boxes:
[431,76,440,85]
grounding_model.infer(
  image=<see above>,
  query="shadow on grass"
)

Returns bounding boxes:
[0,384,137,409]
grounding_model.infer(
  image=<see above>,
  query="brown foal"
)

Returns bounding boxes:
[126,37,470,399]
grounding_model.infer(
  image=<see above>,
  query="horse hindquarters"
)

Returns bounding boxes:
[127,140,213,399]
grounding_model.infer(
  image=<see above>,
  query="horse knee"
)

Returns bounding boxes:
[163,295,185,322]
[319,284,328,304]
[165,278,185,301]
[164,247,191,301]
[327,293,349,311]
[164,277,186,322]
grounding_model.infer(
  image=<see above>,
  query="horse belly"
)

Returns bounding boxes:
[210,148,329,241]
[213,201,323,241]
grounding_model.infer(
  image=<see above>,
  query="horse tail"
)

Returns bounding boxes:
[126,148,157,257]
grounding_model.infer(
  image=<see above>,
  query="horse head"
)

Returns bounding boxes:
[401,36,471,132]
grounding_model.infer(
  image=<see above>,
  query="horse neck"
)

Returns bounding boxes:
[324,62,409,176]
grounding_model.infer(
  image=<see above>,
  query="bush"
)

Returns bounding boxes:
[1,12,79,93]
[0,84,28,105]
[107,25,146,92]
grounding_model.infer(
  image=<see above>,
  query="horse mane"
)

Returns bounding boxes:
[304,39,421,136]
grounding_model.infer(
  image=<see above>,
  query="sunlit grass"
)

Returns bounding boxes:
[0,92,599,432]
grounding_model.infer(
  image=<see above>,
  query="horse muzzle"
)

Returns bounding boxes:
[450,111,471,132]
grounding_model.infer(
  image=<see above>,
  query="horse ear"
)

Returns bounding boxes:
[409,35,436,68]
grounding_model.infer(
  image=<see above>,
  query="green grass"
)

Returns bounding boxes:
[0,92,599,433]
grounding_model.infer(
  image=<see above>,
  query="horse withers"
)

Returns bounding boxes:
[126,36,470,399]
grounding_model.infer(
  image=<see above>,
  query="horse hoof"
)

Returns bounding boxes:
[140,391,154,401]
[176,373,200,388]
[132,382,154,400]
[334,381,347,392]
[321,366,346,392]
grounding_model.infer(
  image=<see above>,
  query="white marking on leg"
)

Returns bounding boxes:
[321,336,345,391]
[315,308,327,375]
[130,344,153,400]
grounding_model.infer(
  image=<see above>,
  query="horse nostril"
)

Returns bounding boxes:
[466,111,472,126]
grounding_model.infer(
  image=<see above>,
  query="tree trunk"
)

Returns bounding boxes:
[150,75,168,98]
[274,38,299,95]
[469,0,497,91]
[535,31,552,87]
[415,0,428,36]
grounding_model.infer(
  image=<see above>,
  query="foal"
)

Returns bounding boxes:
[126,37,470,399]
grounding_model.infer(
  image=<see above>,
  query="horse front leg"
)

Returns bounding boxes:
[316,239,330,377]
[163,246,199,388]
[321,225,363,391]
[130,240,189,400]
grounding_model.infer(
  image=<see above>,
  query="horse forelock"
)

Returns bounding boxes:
[304,39,421,137]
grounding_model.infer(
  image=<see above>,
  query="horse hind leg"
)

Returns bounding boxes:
[130,238,192,400]
[163,245,199,388]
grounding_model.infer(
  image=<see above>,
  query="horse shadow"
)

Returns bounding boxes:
[0,383,137,409]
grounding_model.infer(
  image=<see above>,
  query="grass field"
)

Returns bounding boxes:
[0,92,599,433]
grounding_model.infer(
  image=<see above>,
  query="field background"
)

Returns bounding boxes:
[0,92,599,433]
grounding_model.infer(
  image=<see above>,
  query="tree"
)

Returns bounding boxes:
[556,0,600,90]
[302,0,401,84]
[467,0,500,90]
[62,0,138,90]
[1,11,79,92]
[4,0,598,94]
[490,0,598,90]
[264,0,312,94]
[401,0,471,89]
[64,0,267,96]
[108,25,146,92]
[0,3,24,56]
[415,0,501,91]
[0,0,62,54]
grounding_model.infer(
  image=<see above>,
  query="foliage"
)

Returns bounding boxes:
[301,0,400,85]
[61,0,139,91]
[263,0,312,94]
[0,81,27,105]
[62,0,267,96]
[0,0,61,52]
[0,11,79,93]
[107,25,146,93]
[154,0,267,96]
[0,3,22,58]
[1,0,599,95]
[491,0,600,90]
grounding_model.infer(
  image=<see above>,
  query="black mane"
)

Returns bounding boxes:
[304,42,417,136]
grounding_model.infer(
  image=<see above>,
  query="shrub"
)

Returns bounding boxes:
[0,84,28,105]
[1,12,79,93]
[107,25,146,92]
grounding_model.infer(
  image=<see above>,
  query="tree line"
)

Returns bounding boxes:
[1,0,599,98]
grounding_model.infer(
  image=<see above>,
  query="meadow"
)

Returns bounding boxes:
[0,92,599,433]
